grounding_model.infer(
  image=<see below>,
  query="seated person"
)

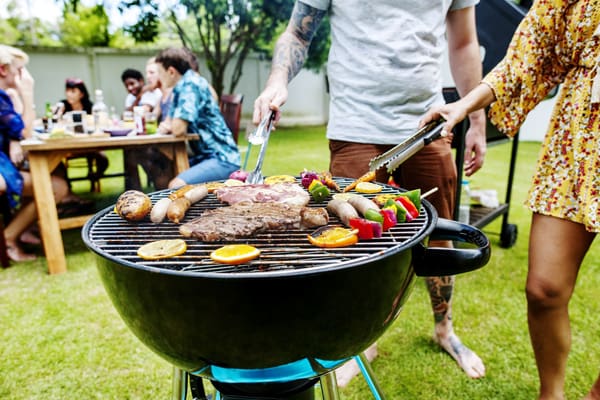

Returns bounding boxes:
[121,68,161,113]
[154,47,240,188]
[0,45,69,261]
[53,78,108,206]
[121,66,168,190]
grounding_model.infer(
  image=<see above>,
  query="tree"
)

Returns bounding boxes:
[124,0,330,97]
[0,0,60,46]
[118,0,160,43]
[60,4,111,47]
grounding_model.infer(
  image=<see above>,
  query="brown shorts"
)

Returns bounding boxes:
[329,137,457,219]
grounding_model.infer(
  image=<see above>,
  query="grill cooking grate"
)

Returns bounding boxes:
[86,178,430,274]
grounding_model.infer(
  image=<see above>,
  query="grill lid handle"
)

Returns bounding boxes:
[412,218,491,277]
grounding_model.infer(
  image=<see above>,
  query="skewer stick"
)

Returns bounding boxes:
[421,187,438,199]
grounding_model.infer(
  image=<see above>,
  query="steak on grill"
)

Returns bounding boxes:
[215,183,310,207]
[180,201,305,242]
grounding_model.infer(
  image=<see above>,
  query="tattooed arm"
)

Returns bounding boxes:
[253,2,326,124]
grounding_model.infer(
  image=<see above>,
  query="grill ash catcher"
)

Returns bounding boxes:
[83,176,490,399]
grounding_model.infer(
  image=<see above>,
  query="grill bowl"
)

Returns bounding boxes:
[83,180,489,382]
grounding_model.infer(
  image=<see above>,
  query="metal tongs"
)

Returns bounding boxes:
[368,118,446,173]
[246,111,276,184]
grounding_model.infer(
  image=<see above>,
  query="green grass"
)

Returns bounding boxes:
[1,127,599,399]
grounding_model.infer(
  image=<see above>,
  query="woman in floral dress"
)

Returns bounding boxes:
[421,0,600,398]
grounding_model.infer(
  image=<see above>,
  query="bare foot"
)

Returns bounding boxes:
[433,330,485,378]
[335,343,378,387]
[7,244,36,262]
[20,229,41,245]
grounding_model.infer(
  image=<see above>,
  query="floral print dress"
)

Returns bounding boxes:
[483,0,600,232]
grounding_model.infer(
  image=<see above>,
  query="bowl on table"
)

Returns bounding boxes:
[104,128,134,137]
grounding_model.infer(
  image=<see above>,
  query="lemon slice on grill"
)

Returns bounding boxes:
[264,175,296,184]
[355,182,383,193]
[210,244,261,265]
[137,239,187,260]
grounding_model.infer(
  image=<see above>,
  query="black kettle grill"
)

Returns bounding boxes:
[82,178,490,399]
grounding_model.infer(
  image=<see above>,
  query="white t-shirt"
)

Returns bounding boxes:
[125,88,162,109]
[301,0,478,144]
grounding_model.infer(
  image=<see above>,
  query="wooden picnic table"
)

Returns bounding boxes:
[21,133,195,274]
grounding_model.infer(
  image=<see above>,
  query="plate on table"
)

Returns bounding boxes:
[104,128,134,137]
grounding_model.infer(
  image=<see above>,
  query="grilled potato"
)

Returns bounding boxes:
[115,190,152,221]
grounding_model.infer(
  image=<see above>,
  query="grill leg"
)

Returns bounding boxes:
[319,371,340,400]
[172,367,188,400]
[355,353,387,400]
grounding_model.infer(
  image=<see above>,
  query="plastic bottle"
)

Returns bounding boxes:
[43,101,53,131]
[133,106,146,134]
[92,89,109,133]
[458,179,470,224]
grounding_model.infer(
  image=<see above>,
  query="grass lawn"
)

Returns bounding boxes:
[1,126,599,399]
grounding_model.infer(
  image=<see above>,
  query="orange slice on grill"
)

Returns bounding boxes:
[137,239,187,260]
[307,227,359,248]
[210,244,261,265]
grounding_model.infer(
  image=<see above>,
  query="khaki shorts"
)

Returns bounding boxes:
[329,137,457,219]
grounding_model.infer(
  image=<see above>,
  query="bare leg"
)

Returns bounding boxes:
[427,275,485,378]
[527,214,594,400]
[335,342,378,388]
[584,376,600,400]
[426,237,486,378]
[5,201,38,261]
[5,173,69,262]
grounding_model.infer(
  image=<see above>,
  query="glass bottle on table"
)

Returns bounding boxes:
[92,89,109,134]
[43,101,53,132]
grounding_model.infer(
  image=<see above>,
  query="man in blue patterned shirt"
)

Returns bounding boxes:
[155,47,240,188]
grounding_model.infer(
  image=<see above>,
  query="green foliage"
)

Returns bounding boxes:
[60,4,111,47]
[0,18,21,45]
[121,0,330,95]
[119,0,160,43]
[0,0,61,46]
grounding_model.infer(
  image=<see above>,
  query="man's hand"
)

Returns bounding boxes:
[252,75,288,127]
[158,118,172,135]
[463,113,486,176]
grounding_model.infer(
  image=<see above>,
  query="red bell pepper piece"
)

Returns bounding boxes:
[395,196,419,221]
[349,218,374,240]
[379,208,397,231]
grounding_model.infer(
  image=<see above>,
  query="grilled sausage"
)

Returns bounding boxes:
[348,195,380,216]
[150,197,173,224]
[167,197,191,224]
[183,185,208,204]
[168,185,196,200]
[327,199,359,226]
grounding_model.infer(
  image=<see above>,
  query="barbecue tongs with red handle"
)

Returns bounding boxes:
[368,118,446,173]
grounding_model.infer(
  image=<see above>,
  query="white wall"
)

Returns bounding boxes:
[24,47,329,128]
